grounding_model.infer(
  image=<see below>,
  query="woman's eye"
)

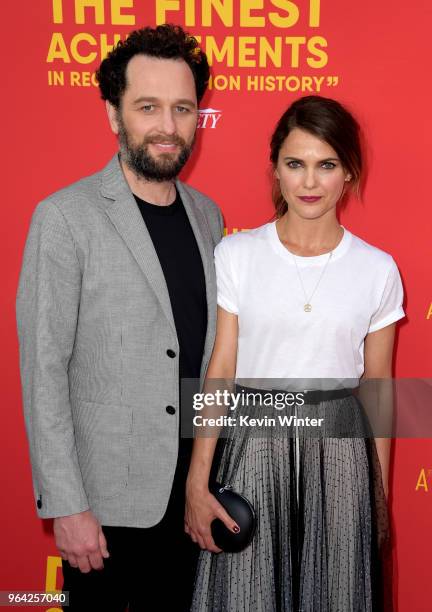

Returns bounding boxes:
[322,162,336,169]
[287,161,302,169]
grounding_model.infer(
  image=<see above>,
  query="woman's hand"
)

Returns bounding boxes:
[185,483,240,553]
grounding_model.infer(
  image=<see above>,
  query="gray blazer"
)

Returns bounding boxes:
[16,154,224,528]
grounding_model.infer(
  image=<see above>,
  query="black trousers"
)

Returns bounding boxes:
[62,454,199,611]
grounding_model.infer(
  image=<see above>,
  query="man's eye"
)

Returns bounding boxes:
[176,106,190,113]
[287,161,302,169]
[140,104,154,112]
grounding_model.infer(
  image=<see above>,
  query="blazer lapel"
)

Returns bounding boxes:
[176,181,214,282]
[100,155,176,334]
[176,181,217,367]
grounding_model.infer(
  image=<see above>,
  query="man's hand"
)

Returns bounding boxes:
[54,510,109,573]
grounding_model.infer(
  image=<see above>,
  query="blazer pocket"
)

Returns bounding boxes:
[72,400,132,500]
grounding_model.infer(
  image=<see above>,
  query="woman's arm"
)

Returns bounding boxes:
[185,306,240,551]
[361,323,396,500]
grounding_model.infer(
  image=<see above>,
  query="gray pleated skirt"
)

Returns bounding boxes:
[191,394,392,612]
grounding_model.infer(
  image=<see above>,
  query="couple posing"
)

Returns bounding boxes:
[17,24,403,611]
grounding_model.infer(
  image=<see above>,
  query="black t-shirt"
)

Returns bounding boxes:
[133,189,207,381]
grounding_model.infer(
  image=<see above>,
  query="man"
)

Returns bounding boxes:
[16,24,225,611]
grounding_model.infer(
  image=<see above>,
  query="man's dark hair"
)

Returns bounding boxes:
[96,24,210,108]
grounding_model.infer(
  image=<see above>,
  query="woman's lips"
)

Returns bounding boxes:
[298,196,322,202]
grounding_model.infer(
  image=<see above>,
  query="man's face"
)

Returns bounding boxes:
[107,55,198,182]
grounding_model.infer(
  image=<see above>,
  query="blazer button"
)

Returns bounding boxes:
[166,349,176,358]
[166,405,176,415]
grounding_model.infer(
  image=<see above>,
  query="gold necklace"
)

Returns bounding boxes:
[291,250,333,312]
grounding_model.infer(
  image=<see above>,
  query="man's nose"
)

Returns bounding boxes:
[160,108,176,136]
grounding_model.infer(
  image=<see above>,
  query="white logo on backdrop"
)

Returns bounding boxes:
[197,108,222,129]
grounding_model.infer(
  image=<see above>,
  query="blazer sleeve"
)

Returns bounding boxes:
[216,206,224,242]
[206,199,224,245]
[16,201,90,518]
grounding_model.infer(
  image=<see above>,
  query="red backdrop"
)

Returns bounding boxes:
[2,1,431,610]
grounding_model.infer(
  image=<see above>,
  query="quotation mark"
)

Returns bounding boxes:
[326,76,339,87]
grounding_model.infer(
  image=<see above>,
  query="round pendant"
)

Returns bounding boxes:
[304,303,312,312]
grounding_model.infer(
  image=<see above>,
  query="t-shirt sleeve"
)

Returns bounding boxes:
[368,258,405,333]
[214,239,239,314]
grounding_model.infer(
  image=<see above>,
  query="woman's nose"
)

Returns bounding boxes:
[303,168,317,189]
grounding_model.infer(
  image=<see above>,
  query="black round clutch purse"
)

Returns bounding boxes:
[210,483,257,553]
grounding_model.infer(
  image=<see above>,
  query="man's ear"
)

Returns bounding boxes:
[106,101,119,135]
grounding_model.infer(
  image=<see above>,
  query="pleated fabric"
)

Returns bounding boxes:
[190,394,392,612]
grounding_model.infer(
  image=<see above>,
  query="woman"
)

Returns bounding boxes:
[185,96,404,611]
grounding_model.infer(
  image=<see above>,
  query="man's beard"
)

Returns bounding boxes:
[117,114,195,182]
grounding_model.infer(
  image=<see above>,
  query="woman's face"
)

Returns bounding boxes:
[275,128,351,221]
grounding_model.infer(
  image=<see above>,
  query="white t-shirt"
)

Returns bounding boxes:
[215,222,404,387]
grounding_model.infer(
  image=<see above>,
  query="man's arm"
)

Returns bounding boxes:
[16,200,89,517]
[16,200,109,572]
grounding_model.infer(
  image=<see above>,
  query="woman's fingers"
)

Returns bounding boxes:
[185,491,239,552]
[202,528,223,553]
[214,501,240,535]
